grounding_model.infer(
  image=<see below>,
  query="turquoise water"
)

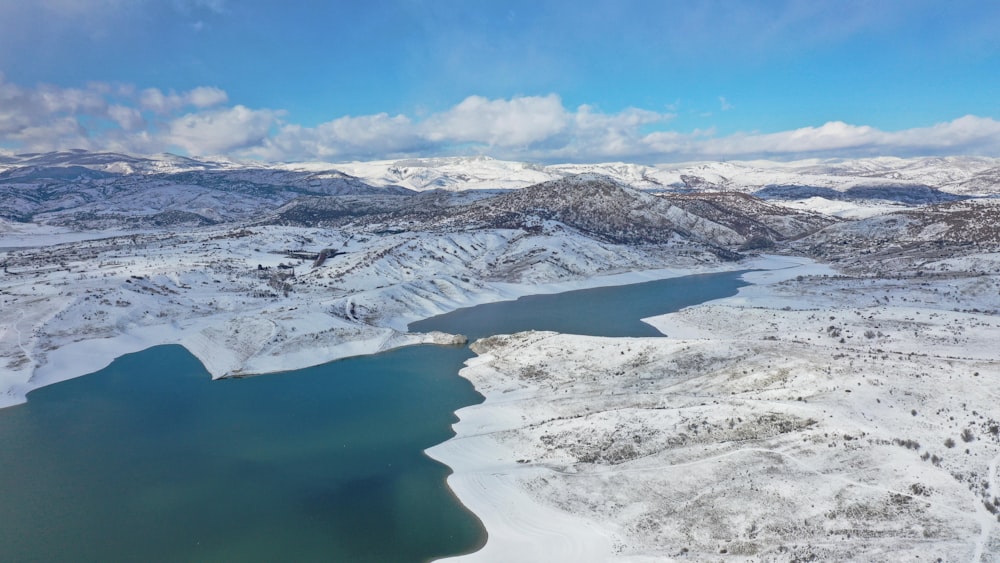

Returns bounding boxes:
[411,271,749,340]
[0,270,746,562]
[0,346,484,562]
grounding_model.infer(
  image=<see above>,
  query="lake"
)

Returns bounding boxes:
[410,272,750,340]
[0,270,746,562]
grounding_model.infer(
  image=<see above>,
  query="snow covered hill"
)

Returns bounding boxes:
[309,154,1000,197]
[432,174,740,245]
[656,156,1000,198]
[661,191,836,244]
[265,175,834,259]
[0,151,408,228]
[788,199,1000,271]
[2,151,998,232]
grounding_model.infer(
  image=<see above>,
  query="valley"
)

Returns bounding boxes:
[2,150,999,560]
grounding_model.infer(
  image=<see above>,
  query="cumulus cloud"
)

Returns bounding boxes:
[36,84,107,114]
[107,105,145,131]
[251,95,675,162]
[165,105,280,155]
[0,74,110,148]
[690,117,1000,160]
[0,73,998,162]
[12,117,94,152]
[888,115,1000,152]
[563,105,672,158]
[0,76,244,154]
[255,113,425,162]
[423,95,570,147]
[0,76,31,135]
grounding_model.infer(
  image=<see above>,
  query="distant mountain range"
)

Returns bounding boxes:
[0,150,996,237]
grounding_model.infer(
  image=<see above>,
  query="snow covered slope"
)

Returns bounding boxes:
[265,175,833,259]
[0,151,408,227]
[434,254,1000,561]
[3,151,998,232]
[655,156,1000,198]
[0,217,744,408]
[326,154,1000,197]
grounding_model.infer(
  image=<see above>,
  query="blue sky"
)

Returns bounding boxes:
[0,0,998,162]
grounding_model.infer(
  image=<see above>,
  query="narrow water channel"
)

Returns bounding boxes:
[0,271,746,562]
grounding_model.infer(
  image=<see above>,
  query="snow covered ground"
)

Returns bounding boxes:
[0,218,143,249]
[0,222,731,408]
[431,254,1000,561]
[777,197,911,220]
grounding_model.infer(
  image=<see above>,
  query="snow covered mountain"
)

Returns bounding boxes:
[311,154,1000,197]
[656,156,1000,198]
[264,174,835,262]
[2,151,998,231]
[0,151,409,228]
[792,198,1000,270]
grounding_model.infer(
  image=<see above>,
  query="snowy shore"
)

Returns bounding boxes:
[430,255,1000,561]
[0,224,737,408]
[8,263,730,408]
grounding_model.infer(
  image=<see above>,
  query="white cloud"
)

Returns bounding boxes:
[139,89,179,113]
[719,96,734,111]
[36,84,107,114]
[257,113,423,161]
[165,105,280,155]
[317,114,418,150]
[186,86,229,108]
[562,105,672,158]
[0,75,30,135]
[0,73,997,162]
[423,94,570,147]
[0,76,250,154]
[0,74,109,142]
[108,105,145,131]
[250,95,676,162]
[10,116,94,153]
[690,117,1000,159]
[887,115,1000,151]
[228,100,1000,163]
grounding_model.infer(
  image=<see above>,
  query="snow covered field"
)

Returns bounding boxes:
[432,255,1000,561]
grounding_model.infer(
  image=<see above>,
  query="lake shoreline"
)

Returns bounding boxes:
[3,255,796,410]
[0,252,816,561]
[425,255,825,562]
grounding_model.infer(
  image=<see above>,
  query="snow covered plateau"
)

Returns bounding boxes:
[2,150,1000,560]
